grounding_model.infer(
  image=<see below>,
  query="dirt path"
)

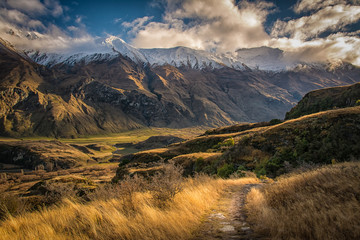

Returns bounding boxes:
[191,183,263,240]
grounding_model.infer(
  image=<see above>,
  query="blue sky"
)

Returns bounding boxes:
[57,0,164,39]
[54,0,291,38]
[50,0,299,42]
[0,0,360,65]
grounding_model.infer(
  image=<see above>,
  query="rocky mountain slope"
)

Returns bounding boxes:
[0,37,359,137]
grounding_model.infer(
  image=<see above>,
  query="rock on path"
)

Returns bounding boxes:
[191,183,263,240]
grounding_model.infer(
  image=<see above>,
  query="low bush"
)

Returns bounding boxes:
[0,193,28,220]
[217,163,236,178]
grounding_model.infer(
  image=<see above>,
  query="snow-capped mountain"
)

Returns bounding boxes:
[1,36,359,137]
[24,36,291,71]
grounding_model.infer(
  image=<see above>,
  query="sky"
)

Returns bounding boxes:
[0,0,360,65]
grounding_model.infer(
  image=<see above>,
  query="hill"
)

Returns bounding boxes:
[0,140,94,170]
[285,82,360,119]
[115,106,360,179]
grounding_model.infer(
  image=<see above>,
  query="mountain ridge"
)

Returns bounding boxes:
[0,38,359,137]
[19,36,299,71]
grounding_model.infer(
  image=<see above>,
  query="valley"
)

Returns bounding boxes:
[1,81,360,239]
[1,37,359,138]
[1,26,360,240]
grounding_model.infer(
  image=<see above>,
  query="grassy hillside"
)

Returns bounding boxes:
[225,106,360,177]
[115,106,360,179]
[246,162,360,239]
[0,140,94,170]
[286,82,360,120]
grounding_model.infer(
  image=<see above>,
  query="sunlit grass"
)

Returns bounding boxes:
[245,162,360,239]
[0,177,258,240]
[0,127,207,145]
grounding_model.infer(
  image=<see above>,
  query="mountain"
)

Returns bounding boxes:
[285,82,360,119]
[25,36,284,71]
[0,37,359,137]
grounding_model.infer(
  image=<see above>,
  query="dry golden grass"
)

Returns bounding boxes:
[0,175,258,240]
[1,164,118,195]
[0,127,206,145]
[246,162,360,240]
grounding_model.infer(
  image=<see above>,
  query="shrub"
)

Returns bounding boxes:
[230,165,247,178]
[265,147,296,177]
[194,157,206,172]
[212,137,235,150]
[255,167,266,178]
[0,193,29,220]
[217,163,236,178]
[148,163,184,207]
[94,162,184,210]
[269,119,282,125]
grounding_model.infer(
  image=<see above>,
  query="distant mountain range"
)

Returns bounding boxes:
[26,36,287,71]
[0,37,359,137]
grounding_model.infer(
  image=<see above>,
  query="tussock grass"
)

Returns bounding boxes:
[246,162,360,240]
[0,175,257,240]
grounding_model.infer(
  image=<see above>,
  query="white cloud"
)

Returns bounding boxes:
[113,18,122,24]
[0,23,102,53]
[122,16,153,35]
[129,0,274,52]
[0,8,28,24]
[0,0,95,54]
[6,0,46,15]
[268,0,360,66]
[75,16,83,24]
[269,34,360,66]
[28,19,45,29]
[272,4,360,40]
[3,0,64,17]
[294,0,360,13]
[44,0,63,17]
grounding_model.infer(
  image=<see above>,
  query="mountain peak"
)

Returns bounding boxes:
[11,35,349,72]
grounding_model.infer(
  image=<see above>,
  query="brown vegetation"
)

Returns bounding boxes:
[245,162,360,239]
[0,140,94,170]
[0,162,259,240]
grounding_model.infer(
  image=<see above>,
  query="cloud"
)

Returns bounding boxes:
[294,0,360,13]
[0,0,96,53]
[272,4,360,40]
[113,18,122,24]
[0,8,28,24]
[75,16,83,24]
[44,0,63,17]
[6,0,46,15]
[269,0,360,66]
[129,0,275,52]
[2,0,64,17]
[122,16,153,35]
[1,22,103,53]
[269,34,360,65]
